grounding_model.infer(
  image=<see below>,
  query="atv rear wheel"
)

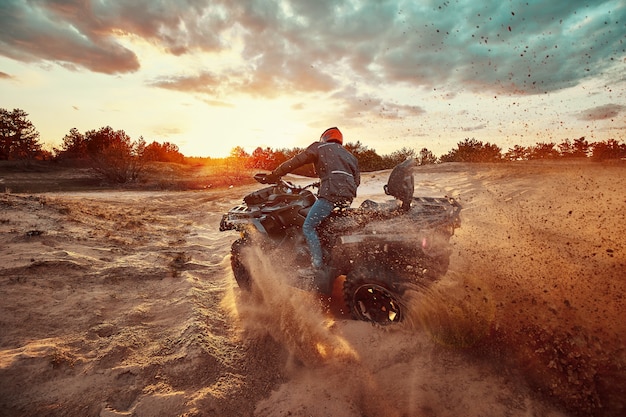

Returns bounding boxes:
[343,270,406,325]
[231,238,252,290]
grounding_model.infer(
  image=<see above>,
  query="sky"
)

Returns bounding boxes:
[1,0,625,158]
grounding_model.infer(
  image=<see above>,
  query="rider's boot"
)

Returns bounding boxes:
[297,265,331,294]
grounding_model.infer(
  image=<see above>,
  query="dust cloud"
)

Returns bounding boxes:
[231,160,625,417]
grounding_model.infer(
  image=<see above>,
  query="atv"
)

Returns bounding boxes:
[219,159,462,326]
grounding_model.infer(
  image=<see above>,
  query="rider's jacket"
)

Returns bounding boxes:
[272,141,360,204]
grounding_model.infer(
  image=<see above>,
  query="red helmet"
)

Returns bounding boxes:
[320,127,343,145]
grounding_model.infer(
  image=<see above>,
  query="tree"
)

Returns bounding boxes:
[591,139,626,161]
[0,108,43,160]
[571,137,590,157]
[55,127,88,161]
[224,146,252,181]
[83,126,145,183]
[345,141,385,171]
[440,138,502,162]
[270,148,291,167]
[558,137,590,158]
[358,148,385,171]
[417,148,437,165]
[143,141,185,163]
[250,146,275,170]
[385,147,416,167]
[482,142,503,161]
[504,145,530,161]
[229,146,249,159]
[529,142,559,159]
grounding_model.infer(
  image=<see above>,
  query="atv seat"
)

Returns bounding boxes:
[299,190,317,206]
[297,190,316,218]
[267,194,298,205]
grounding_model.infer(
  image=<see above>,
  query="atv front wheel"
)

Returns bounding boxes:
[231,238,252,290]
[343,273,406,325]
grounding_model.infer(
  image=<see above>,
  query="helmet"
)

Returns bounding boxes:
[320,127,343,145]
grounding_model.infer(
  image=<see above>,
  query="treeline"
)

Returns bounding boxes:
[223,143,438,176]
[1,108,625,183]
[54,126,184,183]
[218,136,626,174]
[1,109,184,183]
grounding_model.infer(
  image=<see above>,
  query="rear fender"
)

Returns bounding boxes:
[333,232,450,271]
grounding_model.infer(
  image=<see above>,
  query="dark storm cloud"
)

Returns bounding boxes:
[0,0,623,95]
[0,0,228,74]
[577,104,626,121]
[367,0,625,94]
[0,0,139,74]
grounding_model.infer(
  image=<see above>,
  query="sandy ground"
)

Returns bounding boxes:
[0,160,624,417]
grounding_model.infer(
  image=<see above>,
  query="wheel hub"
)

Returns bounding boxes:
[351,283,403,325]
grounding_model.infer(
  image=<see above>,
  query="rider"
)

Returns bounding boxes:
[264,127,360,293]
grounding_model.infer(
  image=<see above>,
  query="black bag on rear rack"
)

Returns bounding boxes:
[384,158,415,210]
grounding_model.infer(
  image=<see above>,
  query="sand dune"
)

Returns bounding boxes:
[0,160,624,417]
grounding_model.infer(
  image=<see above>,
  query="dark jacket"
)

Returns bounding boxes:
[273,141,360,204]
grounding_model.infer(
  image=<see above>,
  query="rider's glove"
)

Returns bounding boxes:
[264,172,280,184]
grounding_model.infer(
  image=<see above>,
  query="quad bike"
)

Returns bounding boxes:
[219,159,462,326]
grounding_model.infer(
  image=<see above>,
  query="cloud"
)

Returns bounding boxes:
[0,0,623,96]
[0,71,12,79]
[576,104,626,121]
[150,71,222,95]
[331,86,426,120]
[150,125,185,138]
[370,1,626,94]
[0,0,139,74]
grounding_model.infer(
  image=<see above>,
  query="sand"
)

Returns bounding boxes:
[0,160,624,417]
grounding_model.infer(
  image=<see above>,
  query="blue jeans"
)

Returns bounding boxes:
[303,197,335,269]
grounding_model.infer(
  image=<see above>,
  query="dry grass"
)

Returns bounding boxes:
[0,160,257,193]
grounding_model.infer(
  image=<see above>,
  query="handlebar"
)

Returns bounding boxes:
[253,173,272,184]
[254,172,319,191]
